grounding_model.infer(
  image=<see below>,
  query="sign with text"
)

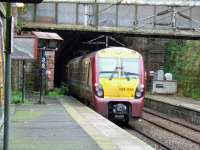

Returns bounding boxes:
[2,0,43,3]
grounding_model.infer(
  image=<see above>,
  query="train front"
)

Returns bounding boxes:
[94,47,145,122]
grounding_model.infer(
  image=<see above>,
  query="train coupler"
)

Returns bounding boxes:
[108,102,131,122]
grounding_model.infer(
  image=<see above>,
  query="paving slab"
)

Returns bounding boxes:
[10,101,101,150]
[1,96,154,150]
[0,128,2,150]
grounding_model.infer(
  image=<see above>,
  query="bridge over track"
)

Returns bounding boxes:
[18,0,200,38]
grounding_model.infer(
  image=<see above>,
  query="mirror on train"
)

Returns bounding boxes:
[1,0,43,3]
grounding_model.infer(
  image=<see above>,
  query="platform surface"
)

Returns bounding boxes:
[0,125,2,150]
[146,94,200,112]
[1,96,153,150]
[10,100,101,150]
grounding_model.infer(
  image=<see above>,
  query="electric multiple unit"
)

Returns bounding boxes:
[66,47,145,122]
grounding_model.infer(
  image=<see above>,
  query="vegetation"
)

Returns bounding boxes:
[164,40,200,99]
[12,90,30,104]
[47,83,69,98]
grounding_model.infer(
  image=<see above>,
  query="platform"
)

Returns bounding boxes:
[1,96,153,150]
[145,94,200,125]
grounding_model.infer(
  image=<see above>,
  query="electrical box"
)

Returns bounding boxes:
[152,80,177,94]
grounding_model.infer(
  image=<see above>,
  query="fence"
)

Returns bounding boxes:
[18,2,200,31]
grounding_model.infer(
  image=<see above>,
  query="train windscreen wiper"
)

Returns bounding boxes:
[123,71,130,81]
[123,72,139,79]
[109,67,119,80]
[109,67,130,81]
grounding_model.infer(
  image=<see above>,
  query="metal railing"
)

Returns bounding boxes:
[18,2,200,32]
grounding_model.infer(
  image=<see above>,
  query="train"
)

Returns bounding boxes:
[66,47,145,122]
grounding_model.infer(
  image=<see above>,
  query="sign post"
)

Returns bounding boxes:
[39,48,47,104]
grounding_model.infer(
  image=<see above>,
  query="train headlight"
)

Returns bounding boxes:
[135,91,142,98]
[135,84,144,99]
[95,84,104,98]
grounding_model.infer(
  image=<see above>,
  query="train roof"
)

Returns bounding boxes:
[67,47,142,64]
[97,47,141,58]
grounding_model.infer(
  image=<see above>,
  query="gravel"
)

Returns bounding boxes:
[128,118,200,150]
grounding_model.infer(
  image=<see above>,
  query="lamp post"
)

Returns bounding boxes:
[3,2,43,150]
[3,3,12,150]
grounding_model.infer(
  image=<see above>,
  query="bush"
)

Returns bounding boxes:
[165,40,200,99]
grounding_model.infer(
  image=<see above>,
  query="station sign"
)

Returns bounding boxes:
[1,0,43,3]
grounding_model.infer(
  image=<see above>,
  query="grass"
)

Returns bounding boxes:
[12,90,30,104]
[47,83,69,98]
[47,88,65,98]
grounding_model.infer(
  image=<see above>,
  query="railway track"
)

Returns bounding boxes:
[125,124,172,150]
[122,109,200,150]
[142,110,200,145]
[144,108,200,132]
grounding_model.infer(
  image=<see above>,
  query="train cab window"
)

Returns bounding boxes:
[121,58,140,79]
[99,58,119,78]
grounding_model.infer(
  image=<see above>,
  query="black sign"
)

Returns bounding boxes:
[2,0,43,3]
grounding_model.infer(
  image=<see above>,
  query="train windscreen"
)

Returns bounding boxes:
[98,57,140,98]
[121,58,140,79]
[99,58,119,78]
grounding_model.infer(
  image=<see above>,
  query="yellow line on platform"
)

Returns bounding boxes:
[60,97,118,150]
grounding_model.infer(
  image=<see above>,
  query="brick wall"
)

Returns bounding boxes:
[46,51,55,90]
